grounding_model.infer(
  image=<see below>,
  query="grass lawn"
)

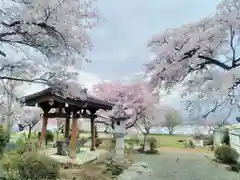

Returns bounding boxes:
[9,132,192,148]
[148,134,190,148]
[79,132,191,148]
[125,133,190,148]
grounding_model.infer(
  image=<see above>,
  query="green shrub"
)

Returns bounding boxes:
[185,139,195,148]
[38,130,54,145]
[16,152,60,180]
[203,135,213,146]
[221,129,230,146]
[125,138,139,144]
[1,170,20,180]
[15,138,39,154]
[146,137,157,151]
[214,145,239,164]
[0,124,8,157]
[1,152,22,180]
[15,137,25,149]
[46,130,54,143]
[4,142,18,153]
[2,151,21,171]
[77,174,98,180]
[105,157,124,176]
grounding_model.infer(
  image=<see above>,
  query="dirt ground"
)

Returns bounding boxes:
[59,151,135,180]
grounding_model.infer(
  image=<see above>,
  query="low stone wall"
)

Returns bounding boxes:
[213,128,240,162]
[117,162,152,180]
[192,139,204,147]
[229,131,240,158]
[43,148,108,166]
[212,129,224,147]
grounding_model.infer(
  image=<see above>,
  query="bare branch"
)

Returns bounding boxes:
[135,124,146,135]
[202,99,228,118]
[198,55,232,70]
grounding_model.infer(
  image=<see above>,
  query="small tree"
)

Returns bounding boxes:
[17,106,43,139]
[0,100,24,138]
[136,106,164,150]
[93,81,158,129]
[56,119,64,141]
[164,109,182,135]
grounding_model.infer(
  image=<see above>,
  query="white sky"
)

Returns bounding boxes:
[19,0,223,120]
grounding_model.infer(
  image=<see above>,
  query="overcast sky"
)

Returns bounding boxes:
[83,0,219,112]
[83,0,219,80]
[25,0,222,119]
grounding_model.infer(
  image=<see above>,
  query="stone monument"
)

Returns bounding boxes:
[110,103,129,163]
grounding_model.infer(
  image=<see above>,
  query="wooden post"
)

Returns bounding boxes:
[70,112,78,159]
[90,113,96,151]
[64,117,70,140]
[40,113,48,149]
[64,108,71,140]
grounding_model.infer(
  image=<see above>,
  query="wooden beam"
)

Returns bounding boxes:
[52,95,86,109]
[45,113,81,119]
[24,95,52,106]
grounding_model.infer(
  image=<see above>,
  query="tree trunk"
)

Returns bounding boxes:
[143,134,147,151]
[28,126,32,139]
[112,134,116,149]
[169,128,173,135]
[5,67,14,141]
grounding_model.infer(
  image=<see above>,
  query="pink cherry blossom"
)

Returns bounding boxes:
[92,81,158,129]
[0,0,101,88]
[146,0,240,116]
[49,77,88,100]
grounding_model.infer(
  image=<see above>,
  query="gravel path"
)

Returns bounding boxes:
[136,150,240,180]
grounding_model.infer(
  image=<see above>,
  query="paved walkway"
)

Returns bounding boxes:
[157,147,208,151]
[136,150,240,180]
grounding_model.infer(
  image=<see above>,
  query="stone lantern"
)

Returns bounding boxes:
[110,104,129,162]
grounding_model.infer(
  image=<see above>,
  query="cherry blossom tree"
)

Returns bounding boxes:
[0,0,98,135]
[92,81,158,129]
[0,80,22,130]
[192,105,233,134]
[17,106,43,139]
[0,0,100,86]
[0,101,42,139]
[136,105,165,150]
[183,85,238,128]
[206,110,232,132]
[0,70,25,132]
[146,0,240,115]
